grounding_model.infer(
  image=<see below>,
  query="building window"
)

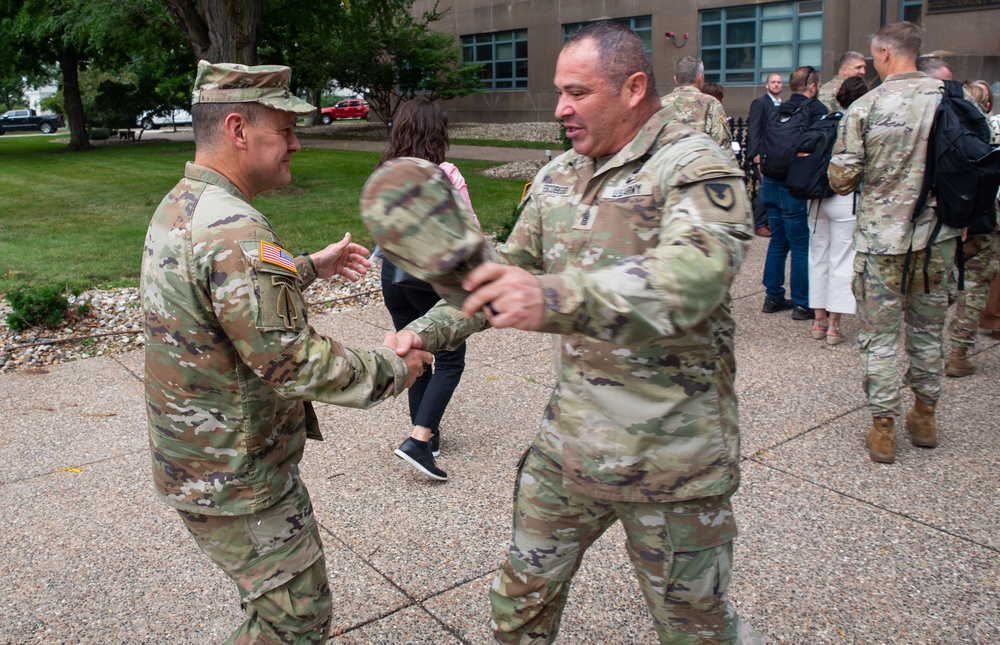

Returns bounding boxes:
[700,1,823,85]
[900,0,922,24]
[461,30,528,90]
[563,16,653,57]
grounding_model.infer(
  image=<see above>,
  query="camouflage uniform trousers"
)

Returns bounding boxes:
[947,232,1000,348]
[489,449,765,645]
[178,478,332,645]
[853,238,957,417]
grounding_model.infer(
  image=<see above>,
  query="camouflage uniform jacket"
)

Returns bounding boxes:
[829,71,959,255]
[817,75,844,113]
[142,162,408,516]
[659,86,735,160]
[409,109,753,503]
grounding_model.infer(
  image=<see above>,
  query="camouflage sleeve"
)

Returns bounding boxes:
[707,100,735,161]
[204,226,408,407]
[403,301,487,355]
[535,154,751,344]
[294,254,317,289]
[828,103,865,195]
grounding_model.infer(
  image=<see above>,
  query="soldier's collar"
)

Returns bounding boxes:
[184,162,252,204]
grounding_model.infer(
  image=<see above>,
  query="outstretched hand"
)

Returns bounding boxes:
[310,233,371,282]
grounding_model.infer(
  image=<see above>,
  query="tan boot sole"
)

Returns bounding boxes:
[868,446,896,463]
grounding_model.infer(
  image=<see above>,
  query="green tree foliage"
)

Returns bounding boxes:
[328,0,483,129]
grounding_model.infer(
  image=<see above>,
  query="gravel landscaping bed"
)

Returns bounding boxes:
[0,271,385,374]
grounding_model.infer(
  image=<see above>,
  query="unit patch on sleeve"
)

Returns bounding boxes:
[704,183,736,211]
[260,240,297,273]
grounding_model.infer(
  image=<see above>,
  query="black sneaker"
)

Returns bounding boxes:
[394,438,447,481]
[791,305,815,320]
[762,296,793,313]
[430,430,441,458]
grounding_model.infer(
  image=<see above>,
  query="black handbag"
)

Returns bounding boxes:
[392,265,435,292]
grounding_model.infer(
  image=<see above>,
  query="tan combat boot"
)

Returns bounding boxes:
[867,417,897,463]
[906,398,937,448]
[945,346,977,378]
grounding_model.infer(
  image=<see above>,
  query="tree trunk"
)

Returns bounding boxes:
[162,0,261,64]
[59,46,93,152]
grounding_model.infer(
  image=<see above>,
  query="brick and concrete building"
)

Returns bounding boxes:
[414,0,1000,122]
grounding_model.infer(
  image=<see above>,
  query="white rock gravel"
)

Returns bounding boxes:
[0,271,384,374]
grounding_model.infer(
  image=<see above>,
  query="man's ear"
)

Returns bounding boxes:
[624,72,650,108]
[224,113,249,150]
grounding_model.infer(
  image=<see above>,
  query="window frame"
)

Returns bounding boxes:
[700,1,824,86]
[562,16,654,59]
[461,29,529,91]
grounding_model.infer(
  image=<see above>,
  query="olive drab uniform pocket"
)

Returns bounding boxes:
[239,240,307,333]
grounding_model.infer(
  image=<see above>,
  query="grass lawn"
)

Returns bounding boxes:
[0,135,527,294]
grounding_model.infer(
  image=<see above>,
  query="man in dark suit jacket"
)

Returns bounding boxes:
[747,72,784,236]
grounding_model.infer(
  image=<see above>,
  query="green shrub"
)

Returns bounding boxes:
[6,286,70,331]
[89,127,111,140]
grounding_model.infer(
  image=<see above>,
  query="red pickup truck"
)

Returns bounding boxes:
[318,99,369,124]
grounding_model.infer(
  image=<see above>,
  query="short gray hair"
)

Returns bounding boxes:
[870,21,921,61]
[674,56,704,85]
[838,51,865,68]
[192,102,270,150]
[919,57,951,76]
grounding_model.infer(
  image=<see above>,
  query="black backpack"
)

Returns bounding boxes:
[904,80,1000,294]
[760,101,812,180]
[786,111,843,200]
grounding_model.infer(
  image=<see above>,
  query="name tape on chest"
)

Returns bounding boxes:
[540,183,572,196]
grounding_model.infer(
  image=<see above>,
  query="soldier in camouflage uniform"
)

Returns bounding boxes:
[944,83,1000,378]
[367,22,764,644]
[659,55,735,161]
[141,60,431,645]
[829,22,958,464]
[817,51,867,113]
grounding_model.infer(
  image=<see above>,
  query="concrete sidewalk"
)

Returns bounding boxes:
[1,237,997,644]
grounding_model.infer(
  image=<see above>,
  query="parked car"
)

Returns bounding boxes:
[139,109,193,130]
[318,99,369,124]
[0,108,64,134]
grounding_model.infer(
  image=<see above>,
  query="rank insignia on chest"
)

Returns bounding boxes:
[260,240,297,273]
[573,203,597,230]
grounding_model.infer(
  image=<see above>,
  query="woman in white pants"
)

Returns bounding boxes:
[809,193,856,344]
[809,76,869,345]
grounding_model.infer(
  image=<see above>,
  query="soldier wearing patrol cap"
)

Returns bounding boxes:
[366,22,765,644]
[141,60,431,644]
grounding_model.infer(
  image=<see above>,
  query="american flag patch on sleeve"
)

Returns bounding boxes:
[260,240,297,273]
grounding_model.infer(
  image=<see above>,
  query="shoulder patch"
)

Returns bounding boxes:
[260,241,297,273]
[704,183,736,211]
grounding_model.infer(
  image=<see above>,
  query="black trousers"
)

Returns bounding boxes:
[380,260,467,430]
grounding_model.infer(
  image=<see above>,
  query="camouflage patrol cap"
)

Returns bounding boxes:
[361,157,498,309]
[191,60,316,115]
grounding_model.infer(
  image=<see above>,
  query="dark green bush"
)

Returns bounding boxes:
[6,286,70,331]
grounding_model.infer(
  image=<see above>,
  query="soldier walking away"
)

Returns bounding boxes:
[817,51,868,112]
[659,55,735,159]
[945,81,1000,377]
[141,61,431,644]
[371,21,766,645]
[829,22,959,464]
